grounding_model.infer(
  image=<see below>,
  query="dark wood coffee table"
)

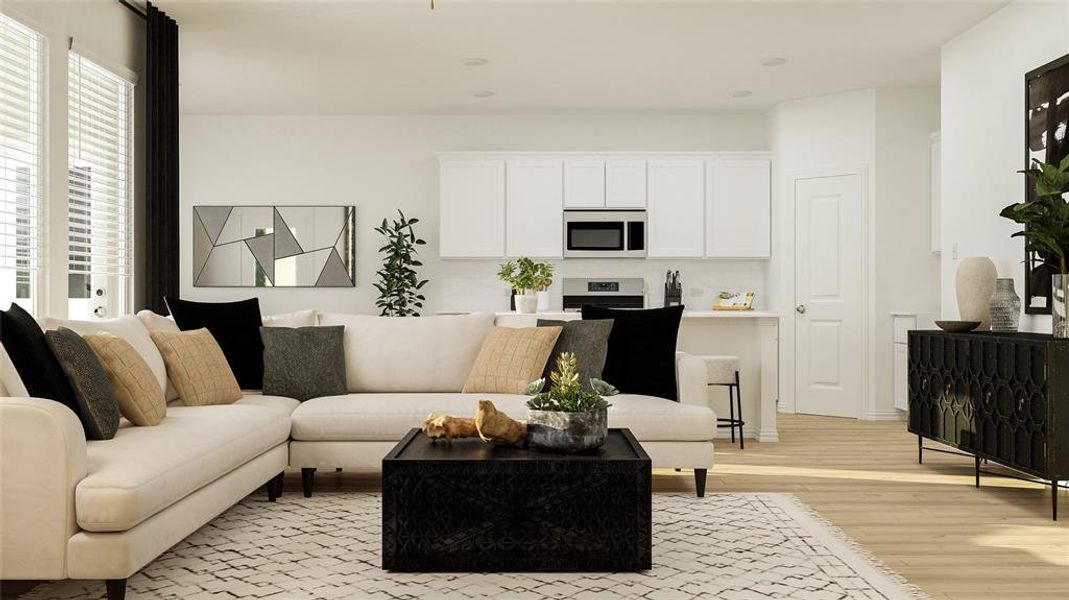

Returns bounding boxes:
[381,427,652,572]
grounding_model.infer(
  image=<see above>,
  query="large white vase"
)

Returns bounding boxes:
[955,257,997,330]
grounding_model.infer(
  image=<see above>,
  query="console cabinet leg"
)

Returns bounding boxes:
[302,468,316,498]
[1053,480,1059,521]
[694,469,707,498]
[105,578,126,600]
[975,455,981,489]
[918,435,923,464]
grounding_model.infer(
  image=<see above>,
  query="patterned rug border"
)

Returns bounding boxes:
[762,494,929,600]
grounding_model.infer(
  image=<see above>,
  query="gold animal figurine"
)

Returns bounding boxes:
[421,400,527,445]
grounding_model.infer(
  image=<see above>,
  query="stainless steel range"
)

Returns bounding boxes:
[562,278,646,311]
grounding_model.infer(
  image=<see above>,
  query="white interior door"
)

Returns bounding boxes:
[794,174,863,418]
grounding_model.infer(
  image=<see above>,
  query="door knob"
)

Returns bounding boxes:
[795,304,806,314]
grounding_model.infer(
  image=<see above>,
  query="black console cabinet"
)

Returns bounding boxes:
[908,330,1069,520]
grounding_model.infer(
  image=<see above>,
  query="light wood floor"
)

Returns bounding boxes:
[5,414,1067,599]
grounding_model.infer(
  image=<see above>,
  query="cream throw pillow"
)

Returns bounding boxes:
[150,328,241,406]
[84,332,166,426]
[463,326,562,394]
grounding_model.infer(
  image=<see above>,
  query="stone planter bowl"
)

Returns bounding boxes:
[526,407,608,453]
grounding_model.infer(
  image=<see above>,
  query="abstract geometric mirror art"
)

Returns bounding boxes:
[193,205,355,288]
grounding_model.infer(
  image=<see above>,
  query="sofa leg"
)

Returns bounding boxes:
[694,469,708,498]
[273,471,285,498]
[105,578,126,600]
[336,467,343,472]
[302,468,316,498]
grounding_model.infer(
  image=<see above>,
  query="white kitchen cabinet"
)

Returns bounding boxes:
[439,159,506,258]
[605,160,647,208]
[705,157,771,258]
[563,160,605,208]
[506,160,564,258]
[647,159,705,257]
[930,132,941,254]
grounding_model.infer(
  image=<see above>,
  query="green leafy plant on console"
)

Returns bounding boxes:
[1000,157,1069,274]
[374,210,429,316]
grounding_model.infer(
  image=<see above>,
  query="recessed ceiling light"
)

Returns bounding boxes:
[472,90,495,98]
[761,57,787,67]
[728,90,752,98]
[463,58,488,67]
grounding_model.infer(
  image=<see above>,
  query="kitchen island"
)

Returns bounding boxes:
[448,310,781,442]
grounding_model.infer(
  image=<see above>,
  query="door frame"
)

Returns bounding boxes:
[776,164,875,420]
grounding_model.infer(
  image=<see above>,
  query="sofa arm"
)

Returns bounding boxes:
[0,397,87,579]
[676,352,711,411]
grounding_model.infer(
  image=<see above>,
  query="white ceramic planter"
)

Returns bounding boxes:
[515,293,538,314]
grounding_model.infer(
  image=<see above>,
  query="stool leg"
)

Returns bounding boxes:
[728,384,736,443]
[735,371,744,450]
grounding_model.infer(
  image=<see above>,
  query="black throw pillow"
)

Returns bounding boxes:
[0,303,83,421]
[581,305,684,401]
[537,319,614,390]
[165,297,264,389]
[45,328,121,440]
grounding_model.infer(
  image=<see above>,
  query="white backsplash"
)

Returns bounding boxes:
[439,259,769,313]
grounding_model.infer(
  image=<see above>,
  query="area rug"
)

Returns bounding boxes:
[24,493,926,599]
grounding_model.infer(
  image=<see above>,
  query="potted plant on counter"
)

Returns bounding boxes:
[522,352,618,452]
[1000,157,1069,336]
[497,257,554,314]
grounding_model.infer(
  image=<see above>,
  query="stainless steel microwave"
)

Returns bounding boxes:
[563,210,647,258]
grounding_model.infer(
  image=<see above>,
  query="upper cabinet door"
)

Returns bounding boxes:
[606,160,647,208]
[564,160,605,208]
[705,157,771,258]
[506,160,564,258]
[439,159,506,258]
[647,159,705,257]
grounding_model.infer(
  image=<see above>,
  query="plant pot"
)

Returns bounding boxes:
[514,292,538,314]
[536,290,550,311]
[526,408,608,453]
[1054,274,1069,338]
[989,278,1021,333]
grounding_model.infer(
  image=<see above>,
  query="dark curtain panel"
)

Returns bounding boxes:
[143,3,179,314]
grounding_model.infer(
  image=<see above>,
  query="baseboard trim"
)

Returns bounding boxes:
[713,426,778,443]
[862,409,906,421]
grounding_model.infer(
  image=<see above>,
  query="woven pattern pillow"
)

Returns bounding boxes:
[260,325,346,401]
[537,319,614,390]
[84,332,166,426]
[150,328,241,406]
[463,326,562,394]
[45,328,121,440]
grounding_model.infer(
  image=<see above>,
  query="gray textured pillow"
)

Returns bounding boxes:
[45,327,121,440]
[537,319,614,390]
[260,326,346,401]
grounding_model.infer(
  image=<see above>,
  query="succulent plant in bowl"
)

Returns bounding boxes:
[522,352,618,452]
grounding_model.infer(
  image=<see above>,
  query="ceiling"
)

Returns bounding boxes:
[158,0,1008,115]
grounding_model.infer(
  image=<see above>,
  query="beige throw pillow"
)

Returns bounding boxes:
[150,328,241,406]
[84,332,166,426]
[463,326,562,394]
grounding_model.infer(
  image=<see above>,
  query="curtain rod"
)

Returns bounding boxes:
[118,0,147,20]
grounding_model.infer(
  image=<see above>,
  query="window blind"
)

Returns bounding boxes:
[68,51,134,279]
[0,14,44,304]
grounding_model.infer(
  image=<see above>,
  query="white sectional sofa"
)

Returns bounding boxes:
[0,311,715,599]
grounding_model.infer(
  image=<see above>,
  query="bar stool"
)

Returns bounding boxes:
[701,355,744,449]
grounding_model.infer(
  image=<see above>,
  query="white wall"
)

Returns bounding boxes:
[2,0,145,316]
[768,87,940,419]
[940,0,1069,331]
[180,114,768,315]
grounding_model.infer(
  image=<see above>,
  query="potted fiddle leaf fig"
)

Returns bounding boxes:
[1000,156,1069,336]
[522,352,618,452]
[497,257,554,314]
[374,210,429,317]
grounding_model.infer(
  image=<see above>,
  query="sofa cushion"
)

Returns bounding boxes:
[84,332,167,426]
[318,312,495,393]
[151,329,242,406]
[165,297,265,390]
[76,404,290,532]
[290,393,715,442]
[168,392,301,415]
[537,319,613,389]
[462,326,562,394]
[45,328,121,440]
[582,305,684,401]
[39,315,169,400]
[1,303,82,421]
[260,325,346,401]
